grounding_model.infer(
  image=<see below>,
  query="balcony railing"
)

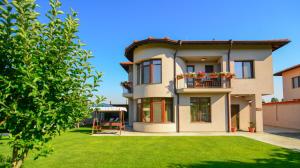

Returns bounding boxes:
[176,72,233,89]
[121,81,133,94]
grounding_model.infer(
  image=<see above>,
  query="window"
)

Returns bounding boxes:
[190,97,211,122]
[137,59,161,84]
[142,61,150,84]
[153,60,162,83]
[187,65,195,88]
[137,98,173,123]
[292,76,300,88]
[234,61,254,79]
[205,65,214,73]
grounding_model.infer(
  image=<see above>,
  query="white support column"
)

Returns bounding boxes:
[254,94,263,132]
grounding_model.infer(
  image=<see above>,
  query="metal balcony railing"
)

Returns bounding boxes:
[176,73,232,89]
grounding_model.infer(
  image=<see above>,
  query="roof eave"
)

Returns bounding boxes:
[124,38,291,61]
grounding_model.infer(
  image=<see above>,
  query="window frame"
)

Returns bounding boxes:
[234,61,254,79]
[190,97,212,123]
[186,65,195,88]
[137,98,173,123]
[137,59,162,85]
[136,64,141,85]
[292,76,300,89]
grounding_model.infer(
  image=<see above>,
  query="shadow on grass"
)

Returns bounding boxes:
[168,148,300,168]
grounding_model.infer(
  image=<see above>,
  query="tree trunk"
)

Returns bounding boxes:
[11,147,28,168]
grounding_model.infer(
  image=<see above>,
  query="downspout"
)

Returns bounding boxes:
[226,40,233,132]
[174,40,182,133]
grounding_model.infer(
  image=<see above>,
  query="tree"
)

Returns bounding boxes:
[271,97,279,103]
[0,0,103,167]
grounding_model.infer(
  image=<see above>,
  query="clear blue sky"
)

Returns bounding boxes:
[36,0,300,103]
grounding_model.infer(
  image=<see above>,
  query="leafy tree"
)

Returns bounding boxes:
[0,0,103,167]
[271,97,279,103]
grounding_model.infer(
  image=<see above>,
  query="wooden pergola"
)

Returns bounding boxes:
[91,106,127,135]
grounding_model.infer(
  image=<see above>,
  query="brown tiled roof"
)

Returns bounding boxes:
[263,99,300,105]
[274,64,300,76]
[120,62,133,72]
[124,38,290,61]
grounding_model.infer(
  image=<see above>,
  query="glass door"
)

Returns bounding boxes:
[187,65,195,88]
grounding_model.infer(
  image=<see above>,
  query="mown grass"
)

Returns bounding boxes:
[1,127,300,168]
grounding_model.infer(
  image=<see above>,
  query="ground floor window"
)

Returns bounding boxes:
[190,97,211,122]
[137,98,173,123]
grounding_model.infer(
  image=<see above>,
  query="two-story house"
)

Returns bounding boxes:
[120,38,290,133]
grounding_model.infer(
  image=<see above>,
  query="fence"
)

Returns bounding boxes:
[263,100,300,130]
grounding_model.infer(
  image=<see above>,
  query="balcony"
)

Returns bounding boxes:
[121,81,133,98]
[176,72,232,93]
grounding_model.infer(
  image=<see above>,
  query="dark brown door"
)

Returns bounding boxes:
[231,104,240,129]
[205,65,214,73]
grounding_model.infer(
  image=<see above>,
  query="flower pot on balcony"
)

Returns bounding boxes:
[196,72,206,79]
[248,127,255,133]
[226,73,235,79]
[187,72,196,78]
[177,74,184,80]
[209,73,219,79]
[219,72,227,78]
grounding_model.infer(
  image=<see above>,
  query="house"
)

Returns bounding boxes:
[263,64,300,130]
[120,38,290,132]
[274,64,300,101]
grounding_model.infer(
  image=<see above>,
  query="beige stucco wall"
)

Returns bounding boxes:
[263,102,300,130]
[230,49,273,95]
[282,67,300,100]
[178,93,228,132]
[133,122,176,132]
[132,46,175,99]
[132,45,273,97]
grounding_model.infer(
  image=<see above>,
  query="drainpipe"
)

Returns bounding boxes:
[226,40,233,132]
[227,40,233,72]
[174,40,182,133]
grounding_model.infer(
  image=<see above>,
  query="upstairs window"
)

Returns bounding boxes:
[136,59,162,84]
[292,76,300,88]
[234,61,254,79]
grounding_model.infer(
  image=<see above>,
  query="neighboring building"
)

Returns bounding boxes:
[274,64,300,101]
[263,64,300,130]
[120,38,289,132]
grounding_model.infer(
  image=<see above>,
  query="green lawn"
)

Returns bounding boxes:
[1,128,300,168]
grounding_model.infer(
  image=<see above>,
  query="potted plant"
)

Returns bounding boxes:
[209,72,219,79]
[120,81,132,89]
[226,72,235,79]
[187,72,196,78]
[197,71,206,79]
[219,72,227,78]
[248,122,256,133]
[177,74,184,80]
[231,127,237,132]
